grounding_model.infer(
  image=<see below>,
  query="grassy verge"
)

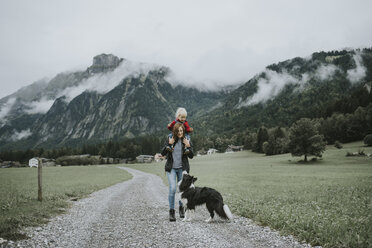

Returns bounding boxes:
[125,141,372,248]
[0,165,131,240]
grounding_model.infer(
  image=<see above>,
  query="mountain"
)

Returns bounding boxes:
[0,54,225,150]
[194,48,372,135]
[1,48,371,151]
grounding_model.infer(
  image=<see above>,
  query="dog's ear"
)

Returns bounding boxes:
[193,177,197,182]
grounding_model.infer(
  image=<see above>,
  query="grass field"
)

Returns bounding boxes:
[125,141,372,248]
[1,142,371,247]
[0,165,131,240]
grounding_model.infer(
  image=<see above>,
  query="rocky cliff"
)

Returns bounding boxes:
[0,55,224,150]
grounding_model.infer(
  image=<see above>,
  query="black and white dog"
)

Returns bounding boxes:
[178,173,233,222]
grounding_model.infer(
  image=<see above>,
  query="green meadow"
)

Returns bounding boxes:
[0,165,131,240]
[126,141,372,248]
[0,142,371,248]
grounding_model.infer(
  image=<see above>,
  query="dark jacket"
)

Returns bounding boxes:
[161,138,194,173]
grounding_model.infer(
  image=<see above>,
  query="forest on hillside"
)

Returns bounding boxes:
[1,49,372,164]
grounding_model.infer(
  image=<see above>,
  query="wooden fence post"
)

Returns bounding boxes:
[38,158,42,202]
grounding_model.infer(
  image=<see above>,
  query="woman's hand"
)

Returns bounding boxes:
[183,138,190,147]
[169,137,175,145]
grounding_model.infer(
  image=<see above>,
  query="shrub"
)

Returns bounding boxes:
[364,134,372,146]
[334,140,343,149]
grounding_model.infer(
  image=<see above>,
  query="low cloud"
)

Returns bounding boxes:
[164,72,238,92]
[17,60,161,114]
[10,129,32,141]
[237,69,298,107]
[25,97,55,114]
[60,60,160,102]
[236,52,366,108]
[0,98,16,125]
[347,53,366,84]
[314,64,339,81]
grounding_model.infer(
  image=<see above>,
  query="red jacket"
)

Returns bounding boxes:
[167,119,193,133]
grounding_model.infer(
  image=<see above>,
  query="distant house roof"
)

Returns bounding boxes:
[227,145,244,149]
[207,148,218,154]
[226,145,244,153]
[136,155,154,163]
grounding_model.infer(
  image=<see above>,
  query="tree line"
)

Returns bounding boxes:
[193,102,372,161]
[0,136,163,164]
[1,102,371,164]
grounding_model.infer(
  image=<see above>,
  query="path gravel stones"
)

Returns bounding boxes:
[3,167,319,248]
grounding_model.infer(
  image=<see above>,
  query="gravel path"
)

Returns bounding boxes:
[4,167,318,248]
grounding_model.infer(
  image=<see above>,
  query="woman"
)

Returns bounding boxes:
[161,122,193,221]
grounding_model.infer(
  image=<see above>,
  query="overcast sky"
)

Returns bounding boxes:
[0,0,371,98]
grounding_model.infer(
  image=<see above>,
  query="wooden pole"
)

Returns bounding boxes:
[38,158,42,202]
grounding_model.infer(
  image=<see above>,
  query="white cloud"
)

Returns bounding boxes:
[25,97,55,114]
[237,69,298,107]
[59,60,160,102]
[315,64,339,81]
[10,129,32,141]
[347,53,367,84]
[0,98,16,125]
[235,51,368,108]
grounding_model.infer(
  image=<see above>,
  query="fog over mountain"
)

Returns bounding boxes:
[0,47,371,151]
[0,55,164,118]
[237,52,367,107]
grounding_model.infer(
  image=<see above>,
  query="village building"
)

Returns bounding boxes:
[136,155,154,163]
[225,145,244,153]
[207,148,218,155]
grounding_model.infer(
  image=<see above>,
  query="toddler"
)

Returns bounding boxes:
[167,107,193,154]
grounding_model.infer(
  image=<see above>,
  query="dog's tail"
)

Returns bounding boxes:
[223,204,233,220]
[216,203,233,220]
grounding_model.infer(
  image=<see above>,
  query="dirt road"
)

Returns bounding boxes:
[10,167,315,248]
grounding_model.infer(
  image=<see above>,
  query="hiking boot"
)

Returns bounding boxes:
[179,206,185,219]
[169,209,176,222]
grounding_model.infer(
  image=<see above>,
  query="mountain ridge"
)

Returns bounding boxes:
[1,48,371,151]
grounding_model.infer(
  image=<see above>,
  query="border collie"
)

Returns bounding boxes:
[178,173,233,222]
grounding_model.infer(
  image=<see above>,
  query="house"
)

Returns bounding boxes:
[136,155,154,163]
[225,145,244,153]
[197,149,207,156]
[207,148,218,155]
[29,158,39,168]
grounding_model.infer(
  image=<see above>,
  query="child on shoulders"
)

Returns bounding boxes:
[167,107,193,154]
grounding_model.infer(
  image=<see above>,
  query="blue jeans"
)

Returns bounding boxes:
[167,168,183,209]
